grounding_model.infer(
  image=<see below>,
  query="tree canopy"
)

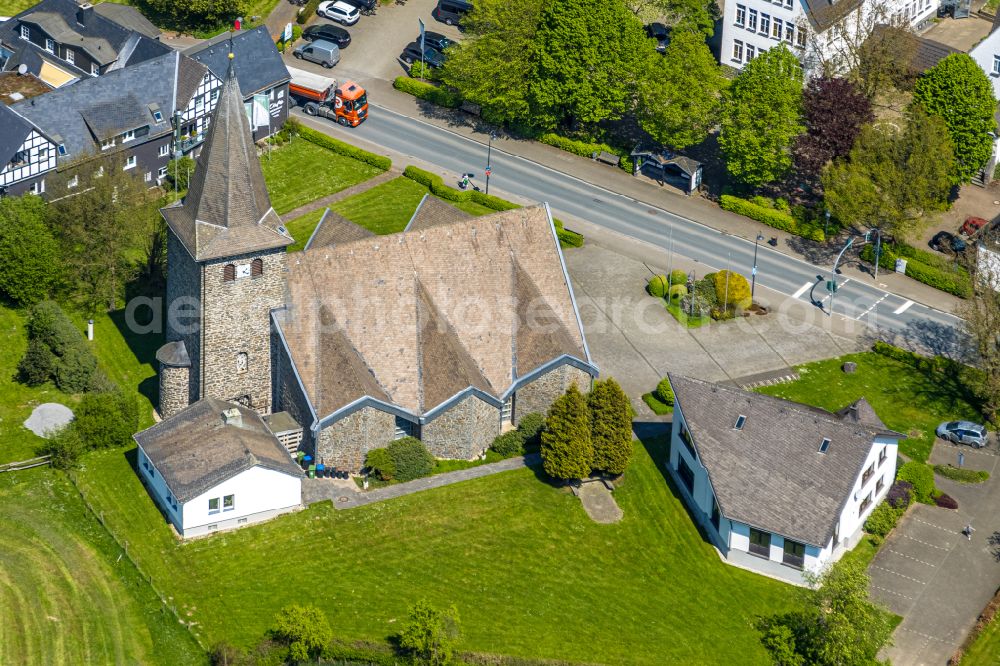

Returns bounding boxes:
[638,30,726,151]
[913,53,997,184]
[145,0,246,29]
[0,194,61,306]
[270,604,332,662]
[397,600,461,666]
[794,77,873,181]
[541,383,593,481]
[719,44,804,188]
[822,107,954,240]
[589,378,633,476]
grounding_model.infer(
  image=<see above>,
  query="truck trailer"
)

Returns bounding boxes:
[287,66,368,127]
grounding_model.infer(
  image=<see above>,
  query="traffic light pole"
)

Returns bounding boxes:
[828,237,854,317]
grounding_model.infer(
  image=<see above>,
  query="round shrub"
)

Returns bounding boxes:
[713,270,752,310]
[669,269,688,288]
[516,412,545,449]
[18,338,57,386]
[490,430,526,458]
[886,480,913,509]
[668,284,687,302]
[365,447,395,481]
[387,436,434,481]
[934,492,959,510]
[897,461,935,504]
[55,345,98,394]
[863,501,903,538]
[655,378,674,406]
[647,274,669,298]
[74,385,137,450]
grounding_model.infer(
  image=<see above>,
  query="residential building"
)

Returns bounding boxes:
[969,15,1000,182]
[666,374,900,584]
[154,55,598,475]
[721,0,936,75]
[134,399,303,538]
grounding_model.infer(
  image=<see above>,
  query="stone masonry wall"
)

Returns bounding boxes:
[514,364,594,425]
[159,364,190,419]
[422,395,499,460]
[271,329,314,454]
[165,230,202,405]
[200,248,287,414]
[316,406,396,472]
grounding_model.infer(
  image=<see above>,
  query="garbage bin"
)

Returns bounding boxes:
[895,258,907,274]
[315,463,325,478]
[301,454,312,470]
[308,464,316,479]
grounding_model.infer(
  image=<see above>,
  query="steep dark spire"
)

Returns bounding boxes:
[161,53,290,261]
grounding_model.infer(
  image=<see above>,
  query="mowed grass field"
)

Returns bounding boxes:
[74,437,795,664]
[757,351,982,462]
[963,615,1000,665]
[0,468,203,665]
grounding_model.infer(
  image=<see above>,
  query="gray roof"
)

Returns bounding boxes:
[305,208,374,250]
[404,194,472,233]
[669,374,897,547]
[802,0,864,32]
[0,104,33,166]
[92,3,160,40]
[835,397,901,436]
[185,27,290,96]
[156,340,191,368]
[161,55,292,262]
[134,398,303,503]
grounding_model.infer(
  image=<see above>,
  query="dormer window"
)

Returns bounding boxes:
[100,138,115,151]
[65,49,74,65]
[45,39,55,54]
[20,25,29,40]
[91,62,99,76]
[734,415,746,430]
[818,438,831,454]
[122,130,135,143]
[153,110,164,123]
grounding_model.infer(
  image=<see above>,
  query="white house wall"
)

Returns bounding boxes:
[834,435,898,551]
[137,444,185,535]
[970,34,1000,100]
[180,465,301,537]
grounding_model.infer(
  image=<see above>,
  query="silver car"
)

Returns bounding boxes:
[293,39,341,69]
[936,421,989,448]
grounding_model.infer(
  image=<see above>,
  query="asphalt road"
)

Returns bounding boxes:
[293,104,964,347]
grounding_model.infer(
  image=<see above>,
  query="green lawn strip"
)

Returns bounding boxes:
[642,392,673,415]
[452,199,498,216]
[260,138,382,215]
[0,468,202,665]
[932,464,990,484]
[963,608,1000,665]
[283,208,327,252]
[330,176,430,235]
[74,438,793,663]
[0,0,36,15]
[665,301,709,328]
[756,352,980,462]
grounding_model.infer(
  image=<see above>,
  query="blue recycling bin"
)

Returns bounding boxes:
[316,463,325,478]
[302,454,312,470]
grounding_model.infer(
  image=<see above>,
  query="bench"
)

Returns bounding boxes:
[459,101,481,116]
[592,150,619,166]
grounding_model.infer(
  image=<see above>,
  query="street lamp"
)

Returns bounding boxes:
[485,131,497,195]
[751,233,764,303]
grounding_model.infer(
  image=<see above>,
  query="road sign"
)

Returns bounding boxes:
[283,22,293,42]
[485,167,492,177]
[751,266,757,276]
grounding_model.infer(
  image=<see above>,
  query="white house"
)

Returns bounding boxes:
[720,0,936,76]
[134,399,303,538]
[666,375,900,584]
[969,15,1000,182]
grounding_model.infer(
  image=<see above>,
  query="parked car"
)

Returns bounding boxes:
[400,42,446,68]
[421,31,454,52]
[433,0,471,26]
[317,0,360,25]
[645,22,669,53]
[936,421,989,448]
[961,216,989,237]
[929,231,967,254]
[293,39,341,68]
[302,24,351,48]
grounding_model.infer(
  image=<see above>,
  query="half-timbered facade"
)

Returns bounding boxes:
[0,105,57,196]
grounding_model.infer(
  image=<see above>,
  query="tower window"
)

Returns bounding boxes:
[236,352,248,374]
[223,264,235,282]
[251,257,263,278]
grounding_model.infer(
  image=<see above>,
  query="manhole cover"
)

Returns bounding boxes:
[338,496,350,503]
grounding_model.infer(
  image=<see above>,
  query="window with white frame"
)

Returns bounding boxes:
[37,147,47,161]
[100,138,115,150]
[158,144,170,157]
[208,497,220,514]
[19,24,29,40]
[735,4,746,25]
[67,174,78,189]
[157,165,168,178]
[122,130,135,142]
[95,166,104,178]
[748,8,758,30]
[45,38,54,53]
[123,155,136,170]
[91,62,99,76]
[760,13,770,35]
[746,44,756,61]
[994,55,1000,74]
[501,396,514,424]
[784,22,794,41]
[29,179,44,194]
[144,171,152,183]
[797,27,807,48]
[66,49,74,65]
[772,18,782,38]
[223,494,235,511]
[785,0,792,7]
[733,39,744,62]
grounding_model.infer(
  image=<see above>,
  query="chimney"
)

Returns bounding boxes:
[222,407,243,428]
[76,2,93,27]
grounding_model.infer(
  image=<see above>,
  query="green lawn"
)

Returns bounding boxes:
[284,208,326,252]
[260,138,383,215]
[0,0,35,15]
[0,468,203,665]
[756,352,981,462]
[73,437,794,664]
[963,612,1000,665]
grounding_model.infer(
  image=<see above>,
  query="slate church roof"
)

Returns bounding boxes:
[669,374,899,547]
[184,27,290,98]
[161,53,292,262]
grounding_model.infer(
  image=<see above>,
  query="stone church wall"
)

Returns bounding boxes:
[271,328,314,454]
[514,364,594,424]
[165,231,202,405]
[422,395,498,460]
[315,406,396,472]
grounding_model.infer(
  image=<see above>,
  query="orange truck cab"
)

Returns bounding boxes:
[287,66,368,127]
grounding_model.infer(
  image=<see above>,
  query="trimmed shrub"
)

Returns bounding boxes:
[886,479,913,509]
[538,134,632,172]
[74,385,138,450]
[43,425,84,471]
[668,284,687,302]
[648,274,669,298]
[669,269,689,287]
[932,464,990,483]
[719,194,826,242]
[297,125,392,171]
[864,501,904,538]
[387,436,434,481]
[655,377,674,406]
[392,76,462,108]
[860,243,971,298]
[402,166,519,211]
[713,270,752,310]
[517,412,545,449]
[553,219,585,248]
[365,447,395,481]
[897,461,936,504]
[934,492,959,509]
[18,338,57,386]
[490,430,525,458]
[589,378,633,476]
[298,0,321,23]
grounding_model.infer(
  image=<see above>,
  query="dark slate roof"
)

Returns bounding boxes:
[669,374,897,548]
[92,3,160,40]
[10,50,180,159]
[134,398,303,503]
[155,340,191,368]
[404,194,472,233]
[802,0,864,32]
[0,104,33,166]
[184,27,290,96]
[161,55,292,262]
[305,208,374,250]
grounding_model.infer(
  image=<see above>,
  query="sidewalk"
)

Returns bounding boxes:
[356,77,966,316]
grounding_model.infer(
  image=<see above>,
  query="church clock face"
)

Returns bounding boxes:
[235,263,251,279]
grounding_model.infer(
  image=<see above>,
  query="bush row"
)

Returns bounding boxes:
[18,301,101,393]
[860,243,972,298]
[537,133,633,173]
[553,219,585,248]
[719,194,826,242]
[392,76,462,109]
[297,125,392,171]
[933,464,990,483]
[489,412,545,458]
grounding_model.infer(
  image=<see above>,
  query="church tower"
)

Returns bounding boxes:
[156,53,291,418]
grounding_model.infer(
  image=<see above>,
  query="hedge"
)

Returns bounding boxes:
[864,501,904,539]
[719,194,826,242]
[538,133,633,173]
[897,461,936,504]
[490,430,525,457]
[296,0,320,23]
[860,243,971,298]
[297,125,392,171]
[553,219,584,247]
[933,464,990,483]
[392,76,462,109]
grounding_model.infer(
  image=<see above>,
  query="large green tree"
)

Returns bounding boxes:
[145,0,246,29]
[397,600,461,666]
[541,383,593,481]
[628,0,717,37]
[719,44,804,188]
[528,0,653,129]
[0,194,61,306]
[638,30,726,151]
[271,604,332,662]
[913,53,997,184]
[589,378,633,476]
[822,107,954,241]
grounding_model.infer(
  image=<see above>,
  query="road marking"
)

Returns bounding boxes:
[886,548,938,568]
[792,282,813,299]
[820,278,851,304]
[894,300,914,314]
[872,565,926,585]
[901,534,950,551]
[914,518,956,534]
[898,627,951,644]
[855,293,889,320]
[873,585,915,601]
